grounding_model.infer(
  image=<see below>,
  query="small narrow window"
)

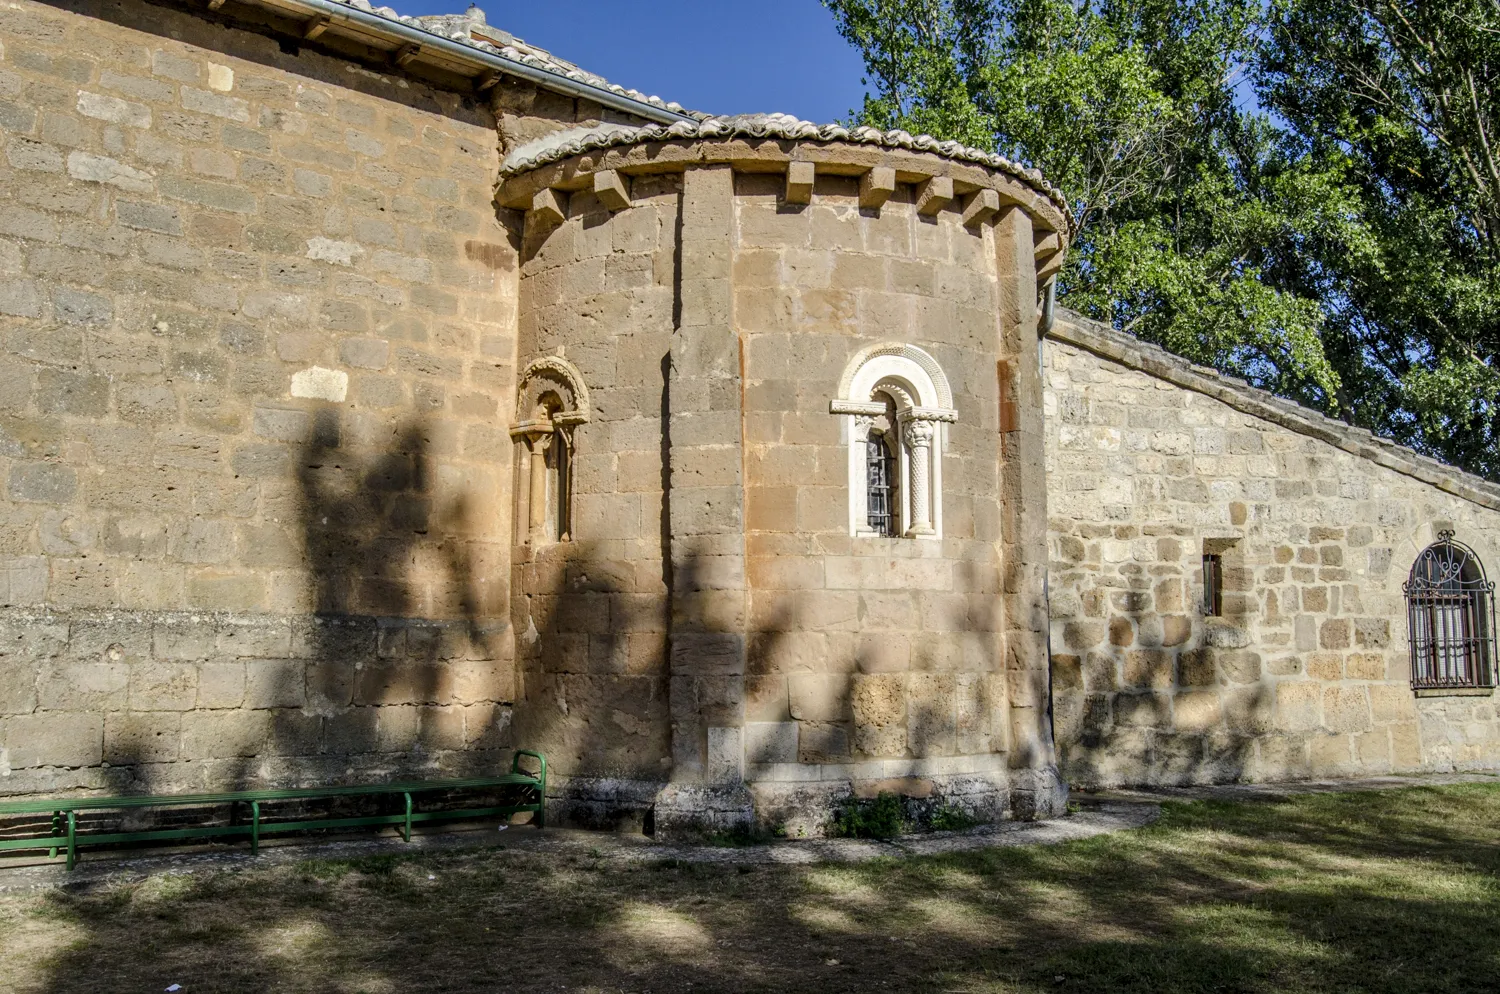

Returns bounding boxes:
[866,432,897,538]
[831,342,955,539]
[1405,531,1497,690]
[511,354,591,546]
[1202,553,1223,617]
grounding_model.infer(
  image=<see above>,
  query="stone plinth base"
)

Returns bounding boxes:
[546,776,665,832]
[652,783,756,840]
[547,766,1068,838]
[1008,767,1070,819]
[746,768,1068,838]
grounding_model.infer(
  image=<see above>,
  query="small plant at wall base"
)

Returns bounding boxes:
[833,792,906,839]
[928,804,981,833]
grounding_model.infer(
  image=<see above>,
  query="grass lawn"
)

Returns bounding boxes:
[2,784,1498,993]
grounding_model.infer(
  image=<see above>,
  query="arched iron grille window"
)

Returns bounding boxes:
[866,432,897,537]
[1404,531,1497,690]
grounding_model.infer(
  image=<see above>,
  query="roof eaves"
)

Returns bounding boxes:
[224,0,701,125]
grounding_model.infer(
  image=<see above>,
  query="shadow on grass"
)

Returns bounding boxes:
[9,784,1500,993]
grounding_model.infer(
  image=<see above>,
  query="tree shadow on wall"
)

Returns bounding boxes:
[1053,546,1271,788]
[167,416,514,806]
[270,414,511,789]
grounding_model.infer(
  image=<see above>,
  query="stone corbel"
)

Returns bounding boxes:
[859,167,896,211]
[962,188,1000,228]
[785,161,815,205]
[916,176,954,216]
[529,187,566,230]
[593,170,631,212]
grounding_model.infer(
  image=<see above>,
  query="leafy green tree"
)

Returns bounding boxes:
[1257,0,1500,477]
[824,0,1500,480]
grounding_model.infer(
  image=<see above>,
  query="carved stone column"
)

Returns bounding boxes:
[509,418,555,544]
[903,418,936,536]
[528,430,551,540]
[851,414,875,533]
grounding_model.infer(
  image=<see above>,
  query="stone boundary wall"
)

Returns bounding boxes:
[1045,308,1500,787]
[1048,311,1500,512]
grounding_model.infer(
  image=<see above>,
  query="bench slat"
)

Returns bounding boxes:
[0,775,539,815]
[0,803,538,853]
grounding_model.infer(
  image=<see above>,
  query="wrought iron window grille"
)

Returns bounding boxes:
[1404,531,1497,691]
[865,432,897,538]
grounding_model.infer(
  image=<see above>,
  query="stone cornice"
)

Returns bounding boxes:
[1048,308,1500,512]
[496,114,1073,235]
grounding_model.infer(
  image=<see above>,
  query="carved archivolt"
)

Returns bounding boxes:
[512,355,591,437]
[834,341,955,412]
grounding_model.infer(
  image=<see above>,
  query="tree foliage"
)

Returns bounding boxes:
[824,0,1500,480]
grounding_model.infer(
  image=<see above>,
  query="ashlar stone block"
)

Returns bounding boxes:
[745,720,797,764]
[5,711,103,768]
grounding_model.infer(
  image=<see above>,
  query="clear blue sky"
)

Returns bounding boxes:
[399,0,871,123]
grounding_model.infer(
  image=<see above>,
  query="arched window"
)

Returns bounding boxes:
[511,356,590,545]
[831,343,956,538]
[1404,531,1497,690]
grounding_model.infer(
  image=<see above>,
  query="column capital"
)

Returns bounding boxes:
[509,418,556,448]
[903,419,935,449]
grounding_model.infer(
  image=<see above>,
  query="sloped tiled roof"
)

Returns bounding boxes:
[338,2,705,120]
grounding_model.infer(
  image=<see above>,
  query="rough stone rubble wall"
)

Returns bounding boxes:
[1045,312,1500,787]
[0,0,558,795]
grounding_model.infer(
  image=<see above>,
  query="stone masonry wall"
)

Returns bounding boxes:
[735,172,1016,818]
[0,0,639,797]
[509,170,681,791]
[1045,311,1500,787]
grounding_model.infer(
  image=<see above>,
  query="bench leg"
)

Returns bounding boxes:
[403,792,412,843]
[534,789,545,830]
[50,810,60,860]
[251,800,260,855]
[66,811,76,871]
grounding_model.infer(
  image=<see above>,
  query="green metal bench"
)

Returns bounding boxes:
[0,749,545,870]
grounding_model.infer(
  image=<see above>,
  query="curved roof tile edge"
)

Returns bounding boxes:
[499,112,1074,227]
[1048,307,1500,513]
[325,0,709,121]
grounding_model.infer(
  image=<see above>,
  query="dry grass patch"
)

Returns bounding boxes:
[2,784,1499,992]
